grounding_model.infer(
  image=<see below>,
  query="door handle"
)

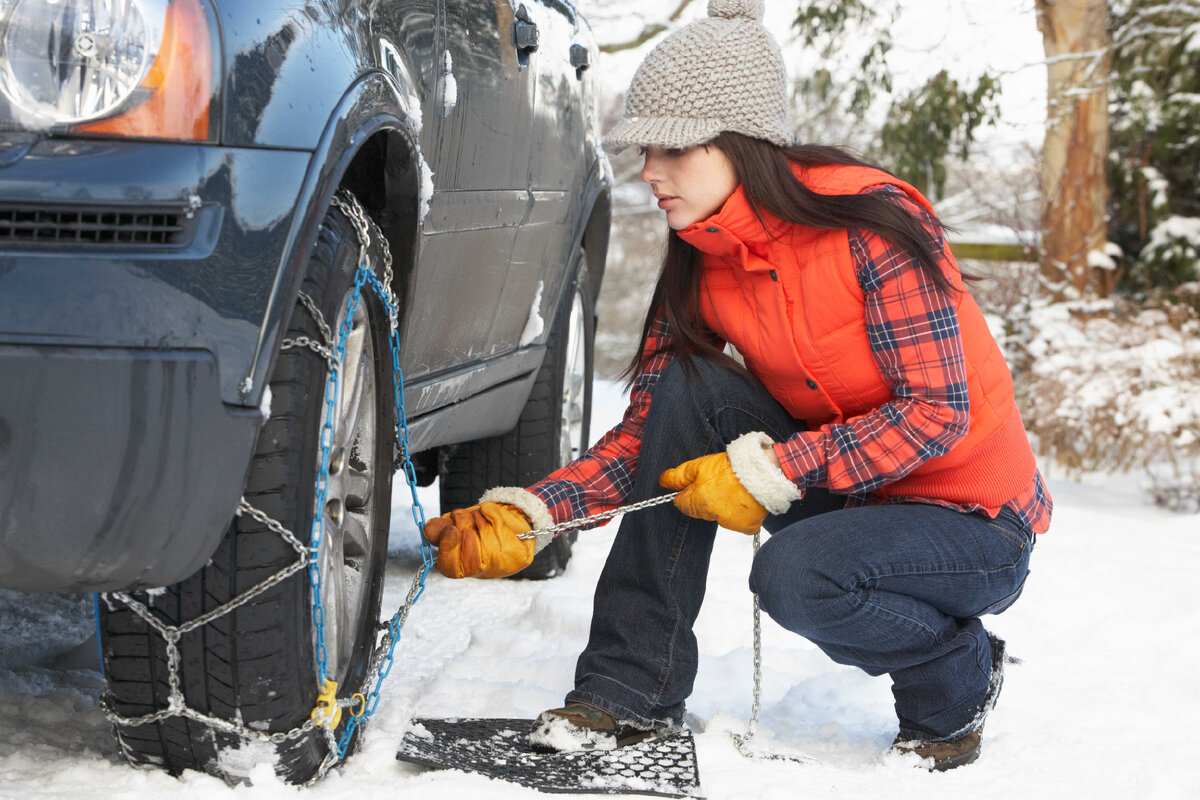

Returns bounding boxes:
[513,4,539,69]
[570,43,590,79]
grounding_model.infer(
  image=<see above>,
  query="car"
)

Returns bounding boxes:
[0,0,610,784]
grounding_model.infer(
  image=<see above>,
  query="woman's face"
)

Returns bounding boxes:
[640,144,739,230]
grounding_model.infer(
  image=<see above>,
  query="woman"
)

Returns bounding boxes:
[422,0,1050,771]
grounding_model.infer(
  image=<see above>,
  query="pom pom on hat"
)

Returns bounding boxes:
[708,0,765,20]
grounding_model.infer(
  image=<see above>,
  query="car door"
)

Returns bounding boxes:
[509,0,592,328]
[397,0,537,377]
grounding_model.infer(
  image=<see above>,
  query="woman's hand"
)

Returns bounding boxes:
[422,502,535,578]
[659,452,768,534]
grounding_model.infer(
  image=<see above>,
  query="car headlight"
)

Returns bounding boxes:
[0,0,215,141]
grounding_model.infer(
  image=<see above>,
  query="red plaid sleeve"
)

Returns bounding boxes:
[527,311,677,528]
[772,188,972,496]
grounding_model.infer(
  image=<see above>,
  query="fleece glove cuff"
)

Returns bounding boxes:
[726,431,806,515]
[480,486,555,555]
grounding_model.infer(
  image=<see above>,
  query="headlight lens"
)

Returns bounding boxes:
[0,0,168,125]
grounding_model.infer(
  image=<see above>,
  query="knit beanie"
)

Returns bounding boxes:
[604,0,790,153]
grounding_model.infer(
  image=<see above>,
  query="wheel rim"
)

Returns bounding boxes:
[316,290,378,683]
[559,289,587,466]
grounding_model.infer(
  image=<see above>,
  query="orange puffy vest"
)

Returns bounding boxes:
[678,163,1035,509]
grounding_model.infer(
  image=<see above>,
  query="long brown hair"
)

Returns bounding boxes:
[625,133,958,382]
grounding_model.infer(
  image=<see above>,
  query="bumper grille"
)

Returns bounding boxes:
[0,203,196,249]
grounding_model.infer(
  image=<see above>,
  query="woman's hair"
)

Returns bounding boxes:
[625,132,957,382]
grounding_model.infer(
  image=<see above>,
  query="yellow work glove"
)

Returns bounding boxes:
[422,502,535,578]
[659,452,768,535]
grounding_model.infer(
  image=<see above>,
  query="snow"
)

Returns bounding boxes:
[518,281,545,347]
[1147,215,1200,254]
[259,385,272,421]
[1088,248,1117,270]
[527,713,617,752]
[2,379,1200,799]
[1028,301,1200,436]
[417,155,435,223]
[441,51,458,119]
[1141,166,1170,211]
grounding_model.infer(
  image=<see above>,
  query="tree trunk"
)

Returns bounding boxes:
[1036,0,1112,298]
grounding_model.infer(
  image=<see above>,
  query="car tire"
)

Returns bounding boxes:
[439,251,595,579]
[97,197,395,783]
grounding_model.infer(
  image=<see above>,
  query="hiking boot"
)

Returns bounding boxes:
[529,701,658,752]
[890,730,982,771]
[890,631,1009,771]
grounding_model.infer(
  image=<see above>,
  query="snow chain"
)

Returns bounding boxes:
[516,491,679,539]
[728,530,818,766]
[100,190,436,785]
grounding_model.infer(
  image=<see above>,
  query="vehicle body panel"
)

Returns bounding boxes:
[0,0,610,592]
[0,346,260,592]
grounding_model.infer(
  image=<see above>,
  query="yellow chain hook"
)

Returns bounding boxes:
[311,678,342,729]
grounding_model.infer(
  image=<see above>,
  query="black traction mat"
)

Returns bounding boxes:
[396,717,703,797]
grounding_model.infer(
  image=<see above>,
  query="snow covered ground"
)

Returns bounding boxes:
[2,379,1199,800]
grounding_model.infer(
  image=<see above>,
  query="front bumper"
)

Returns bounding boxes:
[0,135,313,592]
[0,136,313,406]
[0,345,262,593]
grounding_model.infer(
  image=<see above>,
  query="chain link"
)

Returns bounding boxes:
[298,291,335,346]
[729,533,764,755]
[282,293,337,367]
[516,491,680,539]
[728,531,819,765]
[99,190,433,786]
[281,335,336,366]
[101,498,319,746]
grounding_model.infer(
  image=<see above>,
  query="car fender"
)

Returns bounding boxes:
[239,71,424,405]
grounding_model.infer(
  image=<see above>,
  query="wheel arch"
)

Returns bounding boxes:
[245,72,424,404]
[580,185,611,304]
[337,126,423,331]
[577,157,612,307]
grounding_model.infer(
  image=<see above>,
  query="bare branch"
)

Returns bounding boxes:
[597,0,697,54]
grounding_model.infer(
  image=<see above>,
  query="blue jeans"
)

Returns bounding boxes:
[566,358,1033,740]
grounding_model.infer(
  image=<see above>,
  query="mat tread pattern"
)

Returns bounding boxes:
[396,717,702,798]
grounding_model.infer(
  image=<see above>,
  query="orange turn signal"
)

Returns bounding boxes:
[73,0,213,141]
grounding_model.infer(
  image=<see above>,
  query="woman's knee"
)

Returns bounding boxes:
[749,530,848,636]
[654,356,750,406]
[646,358,763,438]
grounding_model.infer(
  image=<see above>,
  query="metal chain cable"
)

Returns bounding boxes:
[299,192,435,777]
[99,190,433,786]
[728,530,819,766]
[308,266,369,687]
[729,531,765,755]
[281,292,336,367]
[516,491,680,539]
[101,498,325,748]
[297,291,335,344]
[326,195,435,768]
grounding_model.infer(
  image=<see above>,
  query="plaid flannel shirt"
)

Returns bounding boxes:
[529,191,1052,535]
